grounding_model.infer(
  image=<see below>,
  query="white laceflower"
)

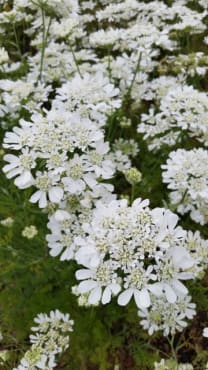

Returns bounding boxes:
[30,171,64,208]
[3,119,34,150]
[112,139,139,158]
[138,85,208,150]
[0,217,14,227]
[46,209,82,261]
[165,52,208,77]
[22,225,38,239]
[95,0,139,22]
[89,28,124,49]
[184,231,208,276]
[199,0,208,9]
[141,76,184,102]
[53,71,121,125]
[139,294,196,336]
[154,358,194,370]
[75,198,198,309]
[14,0,79,18]
[76,260,121,305]
[3,148,36,189]
[0,47,9,64]
[46,184,116,261]
[118,264,156,308]
[13,310,73,370]
[3,108,120,210]
[203,328,208,337]
[167,5,206,34]
[0,79,51,117]
[162,148,208,225]
[1,0,208,358]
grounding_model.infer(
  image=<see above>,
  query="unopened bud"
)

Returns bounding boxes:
[125,167,142,185]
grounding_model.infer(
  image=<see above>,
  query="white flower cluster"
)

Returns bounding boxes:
[203,327,208,337]
[162,148,208,225]
[13,310,74,370]
[139,294,196,336]
[154,359,193,370]
[164,52,208,77]
[3,108,118,207]
[1,0,208,347]
[0,79,51,121]
[22,225,38,239]
[138,86,208,150]
[74,198,199,311]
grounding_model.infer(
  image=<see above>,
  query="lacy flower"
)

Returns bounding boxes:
[75,198,198,309]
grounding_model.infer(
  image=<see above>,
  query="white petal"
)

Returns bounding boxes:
[30,190,41,203]
[102,286,111,304]
[3,154,18,162]
[54,210,70,221]
[134,289,151,308]
[89,286,102,304]
[49,187,64,203]
[78,280,97,294]
[14,171,33,188]
[109,283,121,295]
[164,284,176,303]
[76,269,92,280]
[3,162,18,172]
[166,210,178,229]
[117,289,134,306]
[169,246,194,269]
[49,244,63,257]
[84,174,97,188]
[60,247,74,261]
[203,328,208,337]
[6,167,21,178]
[39,192,47,208]
[172,279,188,295]
[148,283,163,296]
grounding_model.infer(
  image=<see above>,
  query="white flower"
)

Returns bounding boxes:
[0,217,14,227]
[138,85,208,149]
[54,72,121,123]
[162,148,208,224]
[203,328,208,337]
[46,210,79,261]
[139,294,196,336]
[14,310,73,370]
[3,119,34,150]
[75,198,198,309]
[117,264,156,308]
[30,172,63,208]
[3,148,36,189]
[76,261,121,305]
[22,225,38,239]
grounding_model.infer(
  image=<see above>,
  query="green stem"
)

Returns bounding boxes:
[107,46,112,81]
[125,52,142,99]
[69,44,83,78]
[12,22,22,60]
[167,335,178,363]
[131,184,135,204]
[38,8,52,81]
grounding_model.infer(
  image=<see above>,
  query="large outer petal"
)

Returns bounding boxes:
[49,186,64,203]
[78,280,97,294]
[76,269,93,280]
[117,288,134,306]
[89,286,102,304]
[102,286,112,304]
[134,289,151,308]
